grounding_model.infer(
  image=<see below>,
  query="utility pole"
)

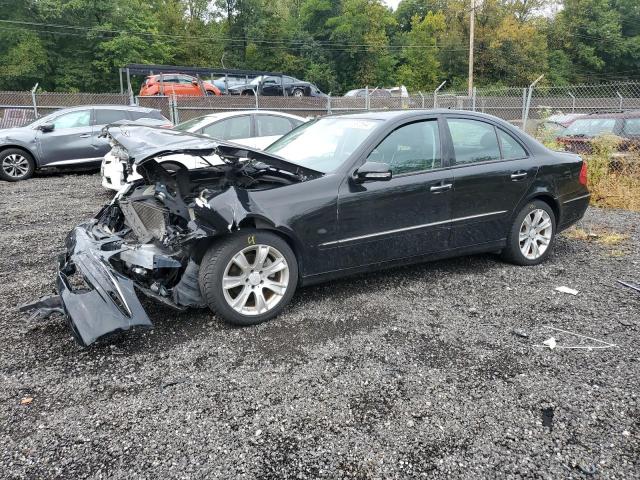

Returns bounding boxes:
[468,0,475,97]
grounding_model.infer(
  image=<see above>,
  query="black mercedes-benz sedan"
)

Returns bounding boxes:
[24,110,590,346]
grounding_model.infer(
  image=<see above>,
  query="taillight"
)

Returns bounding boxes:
[579,160,588,185]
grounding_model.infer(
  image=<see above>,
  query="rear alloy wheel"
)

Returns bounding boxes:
[0,149,35,181]
[199,230,298,326]
[501,200,556,266]
[292,88,305,97]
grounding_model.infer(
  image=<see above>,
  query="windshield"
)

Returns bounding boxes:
[563,118,616,137]
[249,76,265,85]
[264,117,381,173]
[174,116,208,132]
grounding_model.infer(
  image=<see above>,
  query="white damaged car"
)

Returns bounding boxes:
[101,110,305,191]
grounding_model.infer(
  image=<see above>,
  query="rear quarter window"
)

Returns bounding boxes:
[497,129,528,160]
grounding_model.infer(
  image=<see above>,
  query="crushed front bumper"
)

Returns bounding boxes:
[23,223,153,346]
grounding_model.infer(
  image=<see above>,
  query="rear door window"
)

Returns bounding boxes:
[447,118,501,165]
[95,109,130,125]
[202,116,251,140]
[255,115,295,136]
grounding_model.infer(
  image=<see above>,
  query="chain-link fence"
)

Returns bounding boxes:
[2,82,640,131]
[0,91,130,128]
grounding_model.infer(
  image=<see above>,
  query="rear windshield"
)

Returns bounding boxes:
[563,118,616,137]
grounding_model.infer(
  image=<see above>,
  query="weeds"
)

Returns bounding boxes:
[563,226,629,246]
[542,133,640,211]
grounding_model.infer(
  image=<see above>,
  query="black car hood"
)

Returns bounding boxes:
[103,124,322,178]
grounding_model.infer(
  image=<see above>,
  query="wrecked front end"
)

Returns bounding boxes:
[22,125,320,346]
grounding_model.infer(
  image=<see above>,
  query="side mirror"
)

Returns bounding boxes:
[37,124,54,133]
[191,79,198,85]
[353,161,392,183]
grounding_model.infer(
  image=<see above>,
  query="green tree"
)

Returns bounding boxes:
[396,12,446,91]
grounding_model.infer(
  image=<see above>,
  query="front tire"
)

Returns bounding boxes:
[0,148,35,181]
[292,88,305,97]
[199,230,298,326]
[501,200,556,266]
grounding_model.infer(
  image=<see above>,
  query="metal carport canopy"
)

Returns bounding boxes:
[123,64,283,77]
[120,64,285,96]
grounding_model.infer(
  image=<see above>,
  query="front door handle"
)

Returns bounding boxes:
[430,183,452,193]
[510,171,527,180]
[79,133,91,138]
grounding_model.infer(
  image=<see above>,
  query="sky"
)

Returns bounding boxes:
[383,0,401,10]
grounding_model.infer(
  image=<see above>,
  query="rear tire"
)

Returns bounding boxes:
[199,230,298,326]
[501,200,556,266]
[292,88,305,97]
[0,148,35,181]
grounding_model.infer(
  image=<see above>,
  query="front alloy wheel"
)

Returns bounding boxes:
[222,244,290,316]
[0,149,35,181]
[199,230,298,326]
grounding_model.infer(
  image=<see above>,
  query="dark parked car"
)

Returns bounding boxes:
[23,110,589,346]
[556,110,640,153]
[0,105,171,181]
[227,75,325,97]
[212,76,250,94]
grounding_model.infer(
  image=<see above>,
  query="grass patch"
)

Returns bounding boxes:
[563,226,629,246]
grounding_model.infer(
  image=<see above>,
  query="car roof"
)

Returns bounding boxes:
[53,105,160,114]
[198,110,306,121]
[328,109,501,121]
[584,110,640,119]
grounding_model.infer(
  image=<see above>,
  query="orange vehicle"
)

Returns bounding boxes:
[139,74,221,97]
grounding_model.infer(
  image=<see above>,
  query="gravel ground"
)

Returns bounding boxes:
[0,172,639,479]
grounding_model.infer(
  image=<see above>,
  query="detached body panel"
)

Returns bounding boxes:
[57,224,153,346]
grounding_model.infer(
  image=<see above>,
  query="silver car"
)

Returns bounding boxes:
[0,105,171,182]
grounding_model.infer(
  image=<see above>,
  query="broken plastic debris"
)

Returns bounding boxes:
[535,326,617,350]
[616,280,640,294]
[555,286,579,295]
[20,397,33,405]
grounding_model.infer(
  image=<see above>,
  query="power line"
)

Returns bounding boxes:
[0,19,471,51]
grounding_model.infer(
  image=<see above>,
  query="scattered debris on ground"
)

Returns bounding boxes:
[535,326,617,350]
[0,174,638,478]
[555,286,579,295]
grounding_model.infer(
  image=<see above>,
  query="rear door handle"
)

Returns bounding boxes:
[79,133,91,138]
[430,183,452,193]
[510,171,527,180]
